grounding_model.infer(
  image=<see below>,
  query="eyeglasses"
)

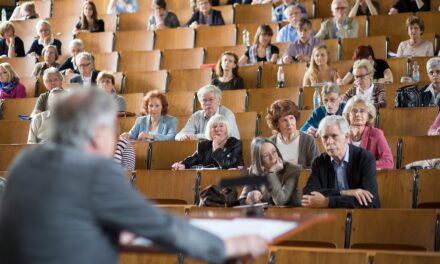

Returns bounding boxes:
[78,63,91,68]
[202,97,216,104]
[334,6,348,10]
[428,69,440,76]
[323,98,339,104]
[353,73,370,80]
[350,108,367,115]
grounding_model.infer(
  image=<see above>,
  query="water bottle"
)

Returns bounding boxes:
[313,87,321,109]
[1,9,6,22]
[277,66,284,88]
[412,61,420,82]
[242,28,250,47]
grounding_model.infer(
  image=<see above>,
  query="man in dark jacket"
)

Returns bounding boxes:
[302,115,380,208]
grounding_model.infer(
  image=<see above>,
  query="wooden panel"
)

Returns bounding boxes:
[195,24,237,48]
[375,251,440,264]
[315,0,333,19]
[149,141,198,170]
[204,45,247,64]
[51,0,83,17]
[118,12,152,31]
[323,38,340,63]
[0,120,31,144]
[261,63,307,88]
[76,32,114,53]
[0,144,30,171]
[377,0,399,15]
[235,111,258,140]
[235,4,272,24]
[115,30,155,52]
[376,169,414,208]
[166,91,196,117]
[387,57,410,80]
[20,77,37,98]
[275,247,369,263]
[154,28,195,50]
[93,52,119,72]
[124,71,168,94]
[167,68,212,92]
[350,209,437,251]
[1,98,37,120]
[341,36,387,61]
[401,136,440,166]
[119,51,161,72]
[379,108,439,136]
[10,18,39,40]
[131,141,150,170]
[122,93,144,116]
[161,48,204,70]
[212,5,234,24]
[174,8,193,28]
[417,170,440,208]
[117,117,137,134]
[135,170,197,204]
[0,56,37,78]
[199,170,243,190]
[49,16,78,36]
[368,13,409,36]
[237,64,259,89]
[101,14,118,32]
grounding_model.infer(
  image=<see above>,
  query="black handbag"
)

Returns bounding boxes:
[199,185,237,207]
[395,84,432,108]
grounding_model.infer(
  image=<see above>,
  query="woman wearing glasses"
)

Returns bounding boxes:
[342,95,393,170]
[342,59,386,109]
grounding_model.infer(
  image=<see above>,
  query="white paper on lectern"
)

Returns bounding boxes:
[189,218,298,241]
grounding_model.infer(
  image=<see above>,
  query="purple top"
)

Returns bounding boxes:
[428,112,440,135]
[283,37,321,61]
[0,83,27,99]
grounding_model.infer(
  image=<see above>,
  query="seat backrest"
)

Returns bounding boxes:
[119,50,161,72]
[49,16,78,37]
[123,70,168,94]
[19,77,37,98]
[51,0,83,17]
[236,22,279,45]
[2,98,37,120]
[0,120,31,144]
[350,209,437,251]
[75,32,114,53]
[131,141,150,170]
[148,141,198,170]
[213,4,234,24]
[114,30,155,52]
[369,13,409,36]
[0,144,29,171]
[379,108,438,136]
[101,14,118,32]
[341,35,387,60]
[376,169,414,208]
[261,63,307,88]
[401,136,440,166]
[10,19,39,41]
[237,64,260,89]
[323,38,340,63]
[154,28,195,50]
[166,91,196,116]
[121,93,144,116]
[118,12,153,31]
[204,45,247,64]
[235,3,272,24]
[93,51,119,72]
[161,48,205,70]
[117,116,137,134]
[167,68,212,92]
[274,248,369,264]
[387,57,410,81]
[374,251,440,264]
[0,56,36,78]
[195,24,237,48]
[173,8,193,27]
[417,169,440,208]
[235,111,259,140]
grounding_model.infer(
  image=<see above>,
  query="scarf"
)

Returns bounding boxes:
[248,44,272,64]
[0,80,18,93]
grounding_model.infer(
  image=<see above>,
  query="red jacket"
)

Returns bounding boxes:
[360,126,394,169]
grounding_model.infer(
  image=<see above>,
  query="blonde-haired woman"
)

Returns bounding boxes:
[0,62,26,99]
[342,59,386,109]
[303,45,339,87]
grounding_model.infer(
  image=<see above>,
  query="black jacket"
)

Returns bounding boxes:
[303,144,380,208]
[70,70,100,85]
[0,37,25,57]
[181,137,243,169]
[393,0,430,12]
[185,10,225,27]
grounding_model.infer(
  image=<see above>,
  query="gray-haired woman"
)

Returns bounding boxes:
[239,137,301,206]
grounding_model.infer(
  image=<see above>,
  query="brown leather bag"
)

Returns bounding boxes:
[199,184,237,207]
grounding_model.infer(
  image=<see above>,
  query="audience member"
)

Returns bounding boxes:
[28,89,65,144]
[342,59,387,109]
[396,15,434,57]
[302,115,380,208]
[238,24,279,66]
[107,0,139,14]
[276,5,303,43]
[0,88,267,263]
[420,57,440,106]
[0,62,26,99]
[172,114,243,170]
[272,0,306,22]
[70,52,100,87]
[342,95,394,169]
[239,137,301,206]
[27,20,62,56]
[303,45,339,86]
[315,0,359,40]
[300,82,346,137]
[176,85,240,140]
[9,1,39,21]
[266,99,320,168]
[388,0,430,14]
[211,51,244,90]
[31,67,63,117]
[58,39,85,75]
[148,0,180,30]
[32,45,60,77]
[114,137,136,173]
[73,1,105,34]
[348,0,378,17]
[281,18,321,64]
[97,71,126,112]
[0,22,25,58]
[338,45,393,85]
[185,0,225,28]
[428,111,440,136]
[121,90,177,141]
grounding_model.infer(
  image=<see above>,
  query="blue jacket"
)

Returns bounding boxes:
[300,102,346,132]
[128,115,177,141]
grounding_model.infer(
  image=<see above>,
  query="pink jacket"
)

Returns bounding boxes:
[428,112,440,135]
[360,126,394,169]
[0,83,27,99]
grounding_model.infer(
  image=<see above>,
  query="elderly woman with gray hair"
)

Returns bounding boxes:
[59,39,85,75]
[421,57,440,107]
[172,114,243,170]
[342,95,393,169]
[239,137,301,206]
[342,59,386,109]
[31,67,64,117]
[175,84,239,140]
[315,0,359,40]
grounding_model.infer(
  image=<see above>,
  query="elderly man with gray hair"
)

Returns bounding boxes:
[70,51,100,87]
[300,82,346,137]
[315,0,358,40]
[175,84,240,140]
[31,67,64,117]
[0,88,268,263]
[301,115,380,208]
[421,57,440,106]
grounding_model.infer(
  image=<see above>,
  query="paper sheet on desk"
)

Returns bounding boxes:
[189,218,297,242]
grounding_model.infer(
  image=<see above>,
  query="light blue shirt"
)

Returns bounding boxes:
[276,24,300,43]
[331,144,350,190]
[272,3,307,22]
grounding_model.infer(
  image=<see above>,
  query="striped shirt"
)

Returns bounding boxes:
[114,138,135,172]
